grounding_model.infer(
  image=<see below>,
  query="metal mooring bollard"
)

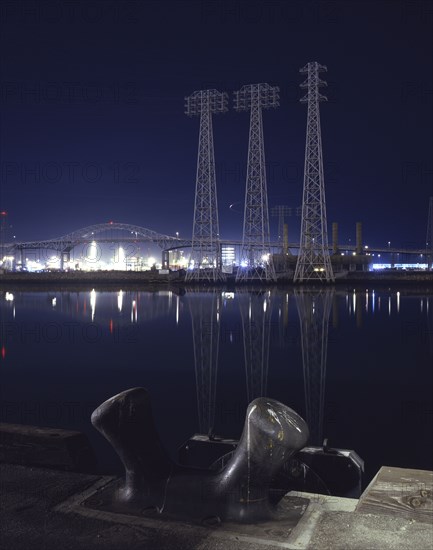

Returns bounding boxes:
[91,387,309,523]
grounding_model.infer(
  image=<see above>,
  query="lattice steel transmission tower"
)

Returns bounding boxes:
[295,288,334,446]
[234,83,278,282]
[426,196,433,270]
[185,90,228,282]
[294,63,334,282]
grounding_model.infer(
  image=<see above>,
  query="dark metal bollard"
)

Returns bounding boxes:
[91,388,309,523]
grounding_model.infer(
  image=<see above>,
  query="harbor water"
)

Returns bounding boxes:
[1,286,432,485]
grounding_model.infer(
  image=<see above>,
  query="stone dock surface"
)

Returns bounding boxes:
[1,463,432,550]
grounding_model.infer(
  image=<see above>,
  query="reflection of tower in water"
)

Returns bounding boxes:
[238,291,272,402]
[189,292,221,435]
[295,288,334,446]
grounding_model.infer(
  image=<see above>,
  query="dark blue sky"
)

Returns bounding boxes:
[0,0,432,248]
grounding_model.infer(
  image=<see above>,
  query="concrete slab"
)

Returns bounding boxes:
[2,464,432,550]
[307,510,433,550]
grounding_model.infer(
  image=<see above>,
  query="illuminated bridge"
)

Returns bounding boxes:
[2,221,431,270]
[4,222,192,268]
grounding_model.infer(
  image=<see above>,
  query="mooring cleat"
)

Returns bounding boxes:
[91,388,309,523]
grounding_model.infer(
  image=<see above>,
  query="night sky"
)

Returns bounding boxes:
[0,0,432,249]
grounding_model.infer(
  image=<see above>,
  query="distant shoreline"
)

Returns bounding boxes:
[1,269,433,288]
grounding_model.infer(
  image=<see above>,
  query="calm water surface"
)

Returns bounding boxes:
[1,286,432,484]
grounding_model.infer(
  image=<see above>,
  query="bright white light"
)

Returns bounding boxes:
[5,292,14,302]
[261,254,270,262]
[90,289,96,321]
[52,297,56,307]
[117,290,123,312]
[87,241,99,263]
[241,260,248,268]
[131,300,137,322]
[47,255,61,268]
[118,247,126,268]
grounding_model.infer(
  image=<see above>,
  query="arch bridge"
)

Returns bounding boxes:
[6,222,193,269]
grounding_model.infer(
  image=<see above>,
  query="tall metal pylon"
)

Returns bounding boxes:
[234,83,278,282]
[294,63,334,283]
[185,90,228,282]
[426,196,433,270]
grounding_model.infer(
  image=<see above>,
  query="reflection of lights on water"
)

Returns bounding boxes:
[263,299,267,313]
[109,319,114,334]
[52,297,56,307]
[352,290,356,314]
[420,299,423,313]
[365,290,369,312]
[90,289,96,321]
[176,295,179,325]
[372,290,375,314]
[117,290,123,312]
[397,291,400,313]
[222,292,234,300]
[1,345,6,359]
[131,300,137,323]
[388,296,391,316]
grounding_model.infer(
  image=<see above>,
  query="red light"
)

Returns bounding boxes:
[1,345,6,359]
[0,211,7,216]
[109,221,113,224]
